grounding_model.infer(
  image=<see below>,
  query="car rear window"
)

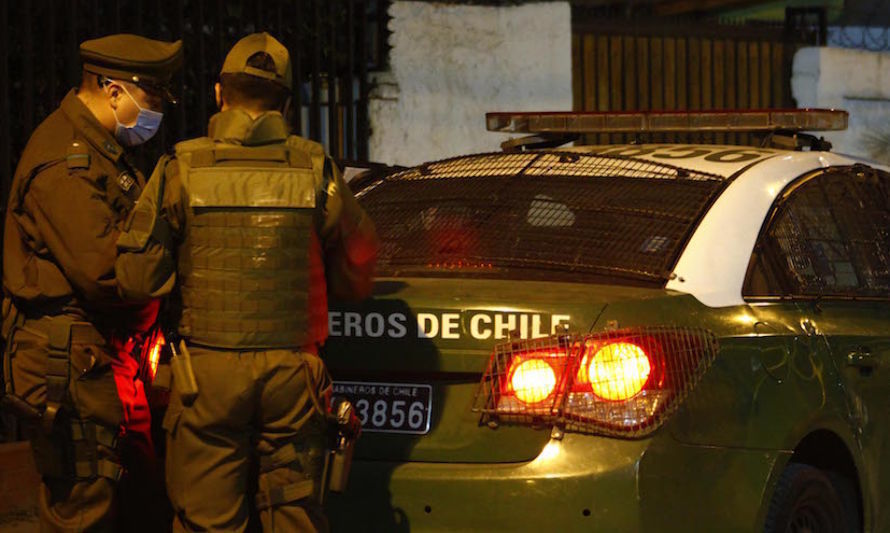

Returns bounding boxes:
[355,151,728,287]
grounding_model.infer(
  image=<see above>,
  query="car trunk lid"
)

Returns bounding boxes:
[324,277,670,463]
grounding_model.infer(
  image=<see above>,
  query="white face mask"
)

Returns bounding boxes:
[110,83,164,147]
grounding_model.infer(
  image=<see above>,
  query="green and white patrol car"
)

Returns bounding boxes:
[325,110,888,532]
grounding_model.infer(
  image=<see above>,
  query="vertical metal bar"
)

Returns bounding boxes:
[310,0,322,141]
[327,0,338,155]
[0,0,10,208]
[135,0,144,35]
[293,0,304,135]
[22,0,34,137]
[47,0,57,106]
[238,0,248,35]
[198,0,208,131]
[818,8,827,46]
[177,0,186,140]
[346,0,356,159]
[155,0,167,149]
[66,0,78,89]
[217,0,225,60]
[357,0,369,160]
[158,0,166,38]
[92,0,100,37]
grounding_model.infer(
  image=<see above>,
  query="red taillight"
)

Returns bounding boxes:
[475,327,717,438]
[508,358,557,405]
[491,348,576,416]
[577,341,652,401]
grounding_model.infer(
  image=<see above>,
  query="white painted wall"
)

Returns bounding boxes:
[368,1,572,167]
[792,47,890,164]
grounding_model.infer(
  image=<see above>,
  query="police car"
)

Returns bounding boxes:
[324,110,890,532]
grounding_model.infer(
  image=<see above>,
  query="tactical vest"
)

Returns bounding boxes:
[174,137,326,349]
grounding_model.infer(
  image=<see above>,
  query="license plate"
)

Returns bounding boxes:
[332,381,432,434]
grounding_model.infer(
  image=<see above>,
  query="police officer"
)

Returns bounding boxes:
[1,34,182,530]
[115,32,377,531]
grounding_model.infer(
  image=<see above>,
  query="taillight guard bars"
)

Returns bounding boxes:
[473,326,719,438]
[475,333,580,420]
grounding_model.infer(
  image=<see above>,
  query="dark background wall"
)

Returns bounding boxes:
[0,0,390,214]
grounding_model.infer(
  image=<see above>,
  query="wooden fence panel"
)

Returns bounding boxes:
[572,18,816,145]
[713,39,725,144]
[676,38,687,111]
[572,34,583,111]
[597,35,611,144]
[664,38,677,111]
[725,38,737,145]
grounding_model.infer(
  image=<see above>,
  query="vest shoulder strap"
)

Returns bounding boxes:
[177,140,319,210]
[286,135,326,191]
[174,137,216,157]
[187,145,313,169]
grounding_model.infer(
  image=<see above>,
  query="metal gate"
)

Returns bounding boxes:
[0,0,389,213]
[571,9,827,145]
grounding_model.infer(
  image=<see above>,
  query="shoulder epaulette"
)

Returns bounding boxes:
[65,141,90,170]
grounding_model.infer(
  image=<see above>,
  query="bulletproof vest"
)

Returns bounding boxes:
[174,136,325,349]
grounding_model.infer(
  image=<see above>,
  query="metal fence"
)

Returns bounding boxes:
[0,0,389,212]
[828,26,890,51]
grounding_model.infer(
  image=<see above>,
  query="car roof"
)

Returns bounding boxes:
[362,144,886,306]
[561,144,787,178]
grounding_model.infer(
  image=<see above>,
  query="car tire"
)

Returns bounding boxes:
[763,463,859,533]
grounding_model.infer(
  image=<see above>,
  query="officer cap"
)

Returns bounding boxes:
[221,32,292,90]
[80,34,183,103]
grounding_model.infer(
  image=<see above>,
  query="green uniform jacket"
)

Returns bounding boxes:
[115,109,378,347]
[3,89,156,331]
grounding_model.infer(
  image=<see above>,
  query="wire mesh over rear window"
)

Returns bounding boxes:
[745,166,890,299]
[355,151,728,286]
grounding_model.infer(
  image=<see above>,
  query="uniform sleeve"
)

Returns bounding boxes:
[320,158,379,301]
[115,156,184,302]
[22,164,130,306]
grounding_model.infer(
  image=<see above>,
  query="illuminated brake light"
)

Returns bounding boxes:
[580,342,651,401]
[485,109,848,134]
[474,327,718,438]
[509,359,558,405]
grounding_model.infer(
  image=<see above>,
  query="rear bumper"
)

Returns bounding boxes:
[327,434,787,532]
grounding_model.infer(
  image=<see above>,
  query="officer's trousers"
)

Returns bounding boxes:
[163,346,331,533]
[4,317,166,532]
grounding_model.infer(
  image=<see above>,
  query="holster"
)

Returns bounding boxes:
[43,318,74,435]
[1,295,24,342]
[0,308,124,481]
[1,295,24,398]
[6,315,122,482]
[26,413,121,482]
[321,397,360,500]
[326,429,357,494]
[169,339,199,405]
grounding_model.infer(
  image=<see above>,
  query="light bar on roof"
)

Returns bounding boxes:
[486,109,848,134]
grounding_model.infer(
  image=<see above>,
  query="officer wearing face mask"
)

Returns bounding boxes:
[1,34,181,531]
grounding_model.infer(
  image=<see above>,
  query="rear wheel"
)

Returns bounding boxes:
[763,463,859,533]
